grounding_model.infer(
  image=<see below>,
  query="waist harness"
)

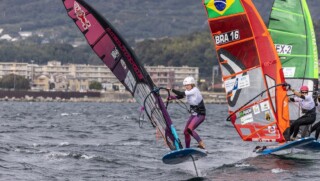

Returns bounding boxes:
[190,100,206,115]
[302,106,316,115]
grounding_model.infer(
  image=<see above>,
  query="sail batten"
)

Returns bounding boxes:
[268,29,306,37]
[272,8,303,17]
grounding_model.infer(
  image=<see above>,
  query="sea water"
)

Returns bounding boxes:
[0,102,319,181]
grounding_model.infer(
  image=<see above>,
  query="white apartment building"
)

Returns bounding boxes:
[0,61,199,91]
[0,62,30,78]
[145,65,199,88]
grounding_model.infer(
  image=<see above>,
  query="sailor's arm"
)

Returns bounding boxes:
[171,89,185,99]
[290,88,305,99]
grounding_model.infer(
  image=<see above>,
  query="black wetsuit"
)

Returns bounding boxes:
[310,97,320,140]
[289,94,316,139]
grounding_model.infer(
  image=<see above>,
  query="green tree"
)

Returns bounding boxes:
[89,81,102,90]
[0,74,30,90]
[135,31,217,80]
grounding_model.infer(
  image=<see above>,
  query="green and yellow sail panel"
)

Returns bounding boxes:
[268,0,318,120]
[203,0,290,142]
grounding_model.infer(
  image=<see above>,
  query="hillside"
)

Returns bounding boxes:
[0,0,319,42]
[0,0,319,80]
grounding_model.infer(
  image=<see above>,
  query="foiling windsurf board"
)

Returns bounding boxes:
[162,148,207,164]
[297,140,320,150]
[254,137,315,155]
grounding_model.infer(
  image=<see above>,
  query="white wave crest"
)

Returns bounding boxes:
[61,113,69,116]
[81,154,95,159]
[59,142,70,146]
[45,151,69,160]
[122,141,142,146]
[271,168,286,173]
[235,163,250,167]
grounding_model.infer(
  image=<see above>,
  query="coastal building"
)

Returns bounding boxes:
[0,62,29,78]
[68,78,89,92]
[33,75,50,91]
[170,65,199,87]
[0,34,13,41]
[0,61,199,91]
[146,66,175,88]
[18,31,33,39]
[145,65,199,88]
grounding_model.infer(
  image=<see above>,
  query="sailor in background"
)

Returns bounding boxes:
[288,85,316,141]
[310,93,320,141]
[168,76,206,149]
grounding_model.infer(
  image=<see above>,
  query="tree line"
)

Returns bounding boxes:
[0,31,217,79]
[0,74,30,90]
[0,40,100,65]
[134,31,216,79]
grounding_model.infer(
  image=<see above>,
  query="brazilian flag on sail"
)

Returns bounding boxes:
[204,0,244,18]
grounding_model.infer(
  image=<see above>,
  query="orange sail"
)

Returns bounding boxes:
[203,0,290,142]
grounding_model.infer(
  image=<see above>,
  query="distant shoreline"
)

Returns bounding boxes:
[0,90,226,104]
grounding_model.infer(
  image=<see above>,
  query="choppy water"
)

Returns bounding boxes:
[0,102,320,181]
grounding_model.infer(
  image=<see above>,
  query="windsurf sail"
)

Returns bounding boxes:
[203,0,290,142]
[268,0,318,124]
[62,0,182,150]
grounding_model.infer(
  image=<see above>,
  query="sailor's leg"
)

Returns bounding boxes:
[312,122,320,140]
[291,117,305,138]
[311,121,320,140]
[315,128,320,140]
[292,115,315,138]
[184,116,195,148]
[187,115,205,141]
[311,121,320,133]
[290,120,298,138]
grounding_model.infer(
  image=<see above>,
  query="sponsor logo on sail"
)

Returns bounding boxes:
[268,126,276,134]
[265,111,271,121]
[74,2,91,30]
[232,78,238,90]
[253,105,260,114]
[107,28,144,80]
[239,108,252,117]
[260,101,270,111]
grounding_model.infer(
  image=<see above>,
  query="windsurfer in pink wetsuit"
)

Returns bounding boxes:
[168,76,206,149]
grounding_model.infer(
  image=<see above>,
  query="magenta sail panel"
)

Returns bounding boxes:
[62,0,179,150]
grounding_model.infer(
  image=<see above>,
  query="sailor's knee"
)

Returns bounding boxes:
[183,129,189,135]
[184,128,193,135]
[187,128,193,135]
